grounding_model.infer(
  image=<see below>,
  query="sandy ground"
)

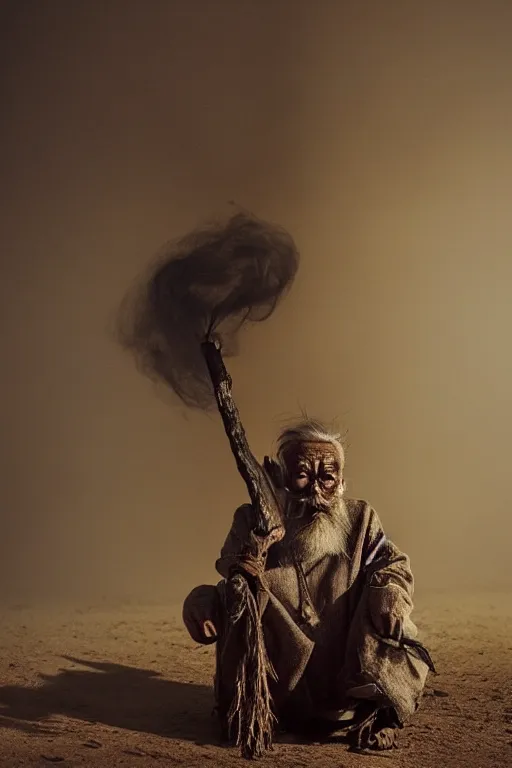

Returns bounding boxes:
[0,591,510,768]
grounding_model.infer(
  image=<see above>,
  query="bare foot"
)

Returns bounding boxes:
[349,721,399,752]
[368,726,399,750]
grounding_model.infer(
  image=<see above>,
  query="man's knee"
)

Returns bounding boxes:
[182,584,220,644]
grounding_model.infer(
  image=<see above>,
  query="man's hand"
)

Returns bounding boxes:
[182,585,219,645]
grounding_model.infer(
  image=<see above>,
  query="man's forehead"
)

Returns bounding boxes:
[285,441,341,464]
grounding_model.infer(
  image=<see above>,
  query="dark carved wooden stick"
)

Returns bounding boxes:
[201,340,284,548]
[201,339,284,760]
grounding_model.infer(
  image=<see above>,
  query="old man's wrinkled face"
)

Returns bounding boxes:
[283,441,342,513]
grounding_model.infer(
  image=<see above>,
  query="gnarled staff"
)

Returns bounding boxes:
[117,212,300,758]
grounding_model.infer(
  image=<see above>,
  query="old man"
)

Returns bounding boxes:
[183,420,433,751]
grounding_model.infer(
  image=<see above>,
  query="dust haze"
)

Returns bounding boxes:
[1,0,512,608]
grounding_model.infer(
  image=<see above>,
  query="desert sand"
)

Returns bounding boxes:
[0,591,510,768]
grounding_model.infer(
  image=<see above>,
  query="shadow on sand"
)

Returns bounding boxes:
[0,656,219,744]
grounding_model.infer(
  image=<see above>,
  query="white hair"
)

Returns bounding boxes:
[275,418,345,469]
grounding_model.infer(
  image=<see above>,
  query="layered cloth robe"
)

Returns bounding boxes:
[183,497,432,733]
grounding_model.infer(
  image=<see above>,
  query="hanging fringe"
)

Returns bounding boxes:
[227,574,277,759]
[372,628,437,674]
[399,637,437,674]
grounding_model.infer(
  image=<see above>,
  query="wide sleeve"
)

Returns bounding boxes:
[362,505,415,640]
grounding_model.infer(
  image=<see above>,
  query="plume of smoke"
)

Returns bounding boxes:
[117,212,299,409]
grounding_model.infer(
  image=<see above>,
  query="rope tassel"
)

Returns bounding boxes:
[227,574,278,759]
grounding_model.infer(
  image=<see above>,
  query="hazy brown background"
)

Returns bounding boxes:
[1,0,511,607]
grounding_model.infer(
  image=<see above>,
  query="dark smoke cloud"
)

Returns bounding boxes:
[117,212,300,409]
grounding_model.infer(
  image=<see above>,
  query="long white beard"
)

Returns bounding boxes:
[279,491,353,567]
